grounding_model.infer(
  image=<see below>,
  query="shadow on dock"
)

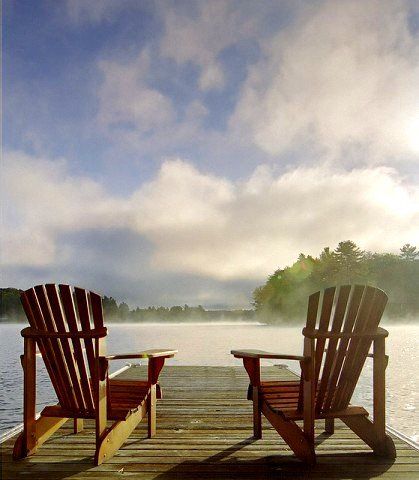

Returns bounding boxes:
[151,436,395,480]
[1,366,415,480]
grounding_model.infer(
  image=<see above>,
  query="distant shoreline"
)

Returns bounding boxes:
[0,319,266,326]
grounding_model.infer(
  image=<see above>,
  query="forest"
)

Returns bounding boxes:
[1,241,417,324]
[253,241,419,322]
[0,288,254,323]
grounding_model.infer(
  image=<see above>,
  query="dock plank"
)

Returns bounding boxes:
[2,365,419,479]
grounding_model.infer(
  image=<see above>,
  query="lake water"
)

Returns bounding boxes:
[0,322,417,443]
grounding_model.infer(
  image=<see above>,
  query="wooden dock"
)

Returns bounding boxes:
[2,365,419,479]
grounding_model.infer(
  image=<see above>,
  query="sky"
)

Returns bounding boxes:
[2,0,419,308]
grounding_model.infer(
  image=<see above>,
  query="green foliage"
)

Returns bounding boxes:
[0,288,25,321]
[254,241,419,323]
[400,243,419,261]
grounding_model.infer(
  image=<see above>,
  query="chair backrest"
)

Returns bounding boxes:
[301,284,388,415]
[20,284,106,417]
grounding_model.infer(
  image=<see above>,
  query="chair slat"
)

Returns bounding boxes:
[74,288,97,388]
[298,290,320,412]
[90,292,104,328]
[333,286,376,409]
[314,286,336,385]
[22,288,67,407]
[34,285,77,410]
[338,288,388,409]
[59,285,95,412]
[324,284,365,411]
[333,286,378,410]
[306,291,320,330]
[316,284,351,413]
[45,284,87,412]
[20,290,64,405]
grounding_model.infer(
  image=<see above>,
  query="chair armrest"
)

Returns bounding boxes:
[231,349,305,361]
[105,349,177,360]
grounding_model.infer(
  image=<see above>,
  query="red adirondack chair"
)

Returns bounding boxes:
[13,284,177,465]
[232,285,396,464]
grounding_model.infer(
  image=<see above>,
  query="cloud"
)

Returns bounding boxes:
[91,0,418,173]
[97,50,175,133]
[159,0,260,91]
[3,151,418,285]
[95,48,216,160]
[65,0,131,25]
[1,151,126,266]
[133,161,419,279]
[230,0,419,162]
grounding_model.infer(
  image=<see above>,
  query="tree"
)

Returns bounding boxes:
[400,244,419,261]
[103,296,119,319]
[169,306,183,317]
[253,240,419,322]
[311,247,338,287]
[0,288,25,320]
[334,240,365,283]
[118,302,130,320]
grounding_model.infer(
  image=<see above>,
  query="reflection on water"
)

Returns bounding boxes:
[0,323,417,442]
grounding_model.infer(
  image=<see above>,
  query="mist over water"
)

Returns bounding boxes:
[0,322,417,443]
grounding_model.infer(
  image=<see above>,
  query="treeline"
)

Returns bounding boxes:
[101,297,254,323]
[0,288,254,323]
[253,241,419,322]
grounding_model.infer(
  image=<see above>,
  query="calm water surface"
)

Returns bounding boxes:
[0,323,417,442]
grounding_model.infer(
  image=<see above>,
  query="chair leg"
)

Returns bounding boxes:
[74,418,84,433]
[262,404,316,465]
[325,418,334,434]
[95,401,148,465]
[14,338,68,459]
[148,384,157,438]
[252,386,262,439]
[342,416,396,458]
[13,417,68,460]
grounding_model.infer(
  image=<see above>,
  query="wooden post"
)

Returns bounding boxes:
[243,358,261,439]
[148,357,165,385]
[23,336,37,455]
[302,339,315,445]
[373,336,386,445]
[325,418,334,434]
[95,339,108,450]
[14,337,68,460]
[74,418,84,433]
[148,384,157,438]
[147,357,164,438]
[252,386,262,439]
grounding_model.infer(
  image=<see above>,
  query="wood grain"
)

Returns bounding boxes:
[3,365,417,479]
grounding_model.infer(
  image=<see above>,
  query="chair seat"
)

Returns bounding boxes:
[259,381,368,420]
[41,379,152,421]
[108,379,150,420]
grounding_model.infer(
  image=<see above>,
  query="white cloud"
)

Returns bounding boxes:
[1,151,126,266]
[159,0,258,91]
[97,50,175,133]
[134,161,419,279]
[130,160,233,231]
[3,151,418,281]
[230,0,419,162]
[95,49,214,156]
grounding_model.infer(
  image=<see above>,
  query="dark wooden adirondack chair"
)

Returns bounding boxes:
[13,284,177,465]
[232,285,396,465]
